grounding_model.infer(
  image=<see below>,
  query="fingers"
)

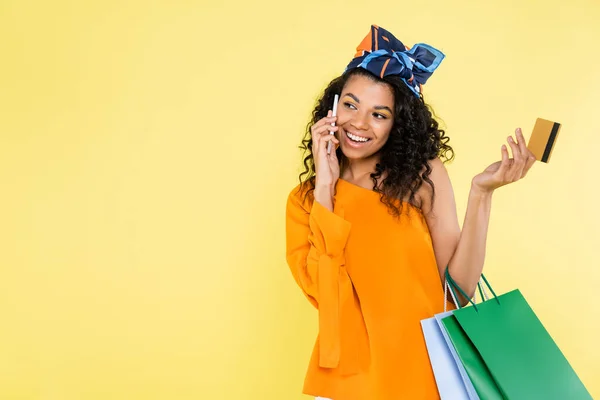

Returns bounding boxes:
[311,110,337,145]
[312,126,338,155]
[496,144,510,179]
[501,128,537,183]
[310,113,337,139]
[521,154,536,178]
[311,112,338,157]
[506,133,524,181]
[313,124,339,137]
[515,128,528,155]
[516,128,536,178]
[317,131,339,158]
[319,131,340,151]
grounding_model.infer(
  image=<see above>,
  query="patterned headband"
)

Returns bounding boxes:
[344,25,445,97]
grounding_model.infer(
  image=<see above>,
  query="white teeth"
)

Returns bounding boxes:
[346,132,370,142]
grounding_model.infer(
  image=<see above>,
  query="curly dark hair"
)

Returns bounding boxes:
[298,67,455,218]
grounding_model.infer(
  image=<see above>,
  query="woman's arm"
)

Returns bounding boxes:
[420,159,494,304]
[447,184,493,299]
[285,186,353,368]
[285,187,351,307]
[418,158,463,292]
[422,129,535,304]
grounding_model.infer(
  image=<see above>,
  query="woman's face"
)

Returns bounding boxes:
[336,74,395,160]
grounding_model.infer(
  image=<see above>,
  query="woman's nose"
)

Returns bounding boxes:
[350,113,369,131]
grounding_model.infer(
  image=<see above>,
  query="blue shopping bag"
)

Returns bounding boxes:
[421,313,479,400]
[420,278,483,400]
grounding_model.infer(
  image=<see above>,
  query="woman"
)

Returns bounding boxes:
[285,25,536,400]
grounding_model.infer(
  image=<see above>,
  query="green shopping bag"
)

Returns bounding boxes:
[440,313,503,399]
[441,270,592,400]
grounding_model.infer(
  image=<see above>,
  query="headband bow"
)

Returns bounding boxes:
[344,25,445,97]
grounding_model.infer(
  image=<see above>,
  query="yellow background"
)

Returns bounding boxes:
[1,0,598,398]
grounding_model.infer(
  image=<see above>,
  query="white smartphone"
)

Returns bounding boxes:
[327,94,340,155]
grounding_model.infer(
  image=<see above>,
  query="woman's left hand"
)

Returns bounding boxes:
[471,128,537,194]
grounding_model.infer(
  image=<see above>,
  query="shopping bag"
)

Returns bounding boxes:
[421,315,475,399]
[420,280,482,399]
[442,270,592,400]
[438,311,503,400]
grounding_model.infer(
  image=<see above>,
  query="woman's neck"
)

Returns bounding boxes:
[341,154,380,182]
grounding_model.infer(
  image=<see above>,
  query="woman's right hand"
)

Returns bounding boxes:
[311,110,341,187]
[311,110,340,210]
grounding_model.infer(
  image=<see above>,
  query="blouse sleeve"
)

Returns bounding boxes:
[285,188,352,368]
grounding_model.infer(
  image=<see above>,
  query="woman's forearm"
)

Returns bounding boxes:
[314,183,334,212]
[447,182,494,302]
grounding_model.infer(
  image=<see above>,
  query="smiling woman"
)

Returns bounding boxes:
[285,24,537,400]
[298,65,454,218]
[338,89,393,149]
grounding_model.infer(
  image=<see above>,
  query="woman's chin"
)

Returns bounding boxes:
[340,144,380,161]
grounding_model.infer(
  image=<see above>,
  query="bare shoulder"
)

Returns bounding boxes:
[416,157,453,215]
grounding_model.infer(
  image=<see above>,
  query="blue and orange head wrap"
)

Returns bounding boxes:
[344,25,445,97]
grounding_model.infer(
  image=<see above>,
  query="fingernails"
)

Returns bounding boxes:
[508,137,514,142]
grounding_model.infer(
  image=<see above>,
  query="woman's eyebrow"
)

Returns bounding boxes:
[374,105,393,114]
[344,93,392,114]
[344,93,360,103]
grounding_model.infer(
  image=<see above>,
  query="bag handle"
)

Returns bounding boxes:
[443,267,500,312]
[443,271,488,312]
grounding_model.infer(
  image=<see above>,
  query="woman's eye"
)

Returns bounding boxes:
[374,113,387,119]
[344,102,356,110]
